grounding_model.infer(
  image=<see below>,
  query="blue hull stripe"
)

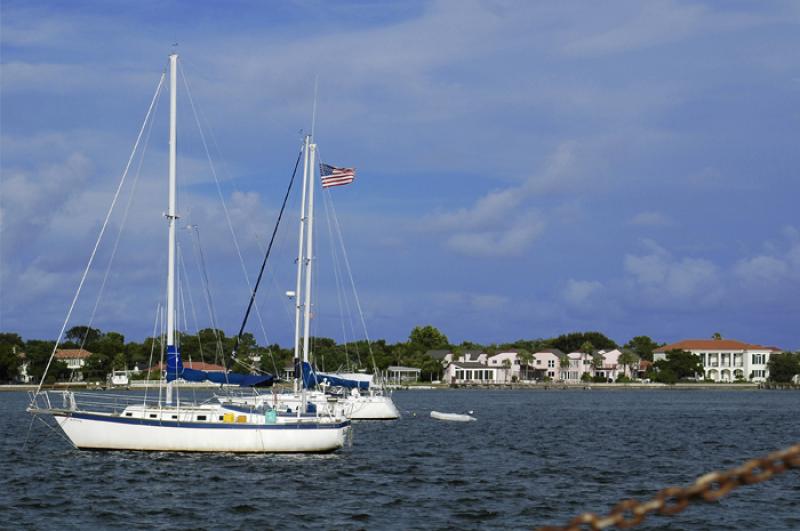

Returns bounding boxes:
[60,412,350,430]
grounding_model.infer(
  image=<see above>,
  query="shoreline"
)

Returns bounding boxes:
[4,382,796,392]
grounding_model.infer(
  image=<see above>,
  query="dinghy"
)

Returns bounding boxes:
[430,411,476,422]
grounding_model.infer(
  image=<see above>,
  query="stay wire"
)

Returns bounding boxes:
[178,63,275,367]
[232,148,303,374]
[79,77,163,353]
[33,70,167,398]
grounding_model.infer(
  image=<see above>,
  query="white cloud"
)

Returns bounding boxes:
[733,228,800,288]
[445,214,544,257]
[429,142,578,257]
[562,279,603,307]
[734,255,789,285]
[623,240,722,305]
[563,1,707,56]
[1,153,92,249]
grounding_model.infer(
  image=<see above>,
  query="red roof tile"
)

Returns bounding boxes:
[654,339,770,352]
[55,349,93,359]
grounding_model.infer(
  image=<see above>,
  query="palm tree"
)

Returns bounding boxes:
[518,351,533,381]
[618,350,639,380]
[502,358,512,383]
[559,354,571,381]
[580,341,594,380]
[592,352,605,380]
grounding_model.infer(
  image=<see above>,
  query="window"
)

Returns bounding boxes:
[219,416,224,421]
[536,359,541,365]
[547,360,555,368]
[171,415,177,420]
[752,354,766,365]
[751,370,765,378]
[149,414,157,419]
[125,412,132,417]
[197,415,207,421]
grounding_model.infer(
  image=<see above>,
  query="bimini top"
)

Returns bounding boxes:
[166,345,273,387]
[301,361,369,391]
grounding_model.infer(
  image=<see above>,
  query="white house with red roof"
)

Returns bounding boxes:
[653,339,778,382]
[54,349,93,381]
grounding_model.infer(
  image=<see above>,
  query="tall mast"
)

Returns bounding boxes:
[301,141,317,365]
[167,53,178,347]
[293,135,311,393]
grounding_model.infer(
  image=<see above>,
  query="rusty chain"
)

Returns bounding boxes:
[538,442,800,531]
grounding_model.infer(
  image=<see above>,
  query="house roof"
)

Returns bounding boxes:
[388,365,422,372]
[534,348,564,356]
[150,361,226,372]
[425,349,451,360]
[654,339,775,353]
[55,349,93,359]
[451,361,491,369]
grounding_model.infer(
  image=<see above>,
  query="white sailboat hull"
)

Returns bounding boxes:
[347,394,401,420]
[224,392,400,420]
[54,412,349,453]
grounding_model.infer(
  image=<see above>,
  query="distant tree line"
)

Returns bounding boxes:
[0,326,796,384]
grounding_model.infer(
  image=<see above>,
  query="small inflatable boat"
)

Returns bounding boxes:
[430,410,476,422]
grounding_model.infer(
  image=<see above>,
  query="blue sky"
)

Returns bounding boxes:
[2,0,799,350]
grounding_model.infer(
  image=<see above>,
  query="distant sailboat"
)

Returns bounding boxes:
[27,53,351,453]
[218,132,399,421]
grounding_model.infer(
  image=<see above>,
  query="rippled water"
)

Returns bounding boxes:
[2,389,799,530]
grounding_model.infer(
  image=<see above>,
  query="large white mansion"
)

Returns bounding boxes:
[653,339,778,383]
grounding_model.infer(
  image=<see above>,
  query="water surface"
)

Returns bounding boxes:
[1,389,798,530]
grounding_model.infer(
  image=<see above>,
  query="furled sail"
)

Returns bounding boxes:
[300,361,369,391]
[166,345,273,387]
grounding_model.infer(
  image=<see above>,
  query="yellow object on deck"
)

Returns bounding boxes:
[236,415,247,423]
[222,413,234,423]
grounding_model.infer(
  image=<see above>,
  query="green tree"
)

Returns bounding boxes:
[559,354,571,379]
[623,336,660,361]
[518,350,533,381]
[24,340,57,382]
[711,332,723,340]
[65,326,102,346]
[551,332,617,353]
[767,352,800,383]
[618,350,640,379]
[0,333,24,382]
[83,353,111,381]
[653,349,703,383]
[408,325,450,353]
[94,331,125,357]
[112,352,127,371]
[580,341,594,378]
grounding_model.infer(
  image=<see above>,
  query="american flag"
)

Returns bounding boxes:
[320,163,356,188]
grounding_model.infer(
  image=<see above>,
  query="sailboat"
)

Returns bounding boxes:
[26,53,351,453]
[218,133,399,421]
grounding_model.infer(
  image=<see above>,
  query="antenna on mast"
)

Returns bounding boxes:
[311,74,319,139]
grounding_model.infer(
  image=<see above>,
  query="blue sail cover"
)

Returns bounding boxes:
[165,345,273,387]
[301,361,369,391]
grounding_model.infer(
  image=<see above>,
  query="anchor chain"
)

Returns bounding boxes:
[539,442,800,531]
